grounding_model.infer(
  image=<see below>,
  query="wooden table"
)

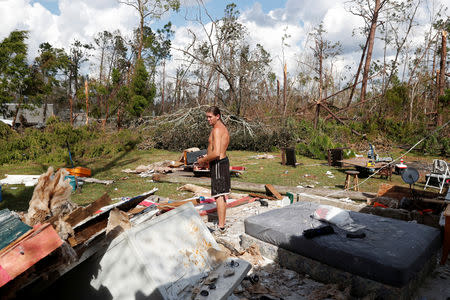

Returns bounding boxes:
[339,158,393,180]
[338,158,391,172]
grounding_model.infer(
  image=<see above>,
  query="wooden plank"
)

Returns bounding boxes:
[127,207,147,215]
[157,199,199,210]
[264,184,283,200]
[68,219,108,247]
[198,196,253,216]
[152,174,375,202]
[64,193,111,227]
[248,192,277,200]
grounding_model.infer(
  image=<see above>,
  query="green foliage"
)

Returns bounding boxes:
[0,30,31,107]
[0,121,16,139]
[128,95,148,117]
[296,134,338,160]
[438,89,450,105]
[125,59,155,117]
[384,84,409,116]
[0,119,140,165]
[442,138,450,157]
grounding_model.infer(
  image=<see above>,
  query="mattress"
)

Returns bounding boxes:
[244,202,441,286]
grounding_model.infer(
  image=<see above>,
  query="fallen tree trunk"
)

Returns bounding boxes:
[152,174,375,202]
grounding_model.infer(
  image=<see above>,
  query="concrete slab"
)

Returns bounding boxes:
[241,233,437,300]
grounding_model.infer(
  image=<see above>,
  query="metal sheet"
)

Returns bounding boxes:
[88,202,220,299]
[0,209,32,250]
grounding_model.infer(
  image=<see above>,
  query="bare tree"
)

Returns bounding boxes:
[174,2,271,116]
[346,0,388,104]
[118,0,179,60]
[308,23,342,128]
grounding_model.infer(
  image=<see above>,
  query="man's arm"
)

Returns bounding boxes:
[198,128,221,164]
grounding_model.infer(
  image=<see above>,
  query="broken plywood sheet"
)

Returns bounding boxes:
[0,223,63,287]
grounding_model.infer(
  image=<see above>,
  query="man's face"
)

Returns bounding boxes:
[206,112,219,126]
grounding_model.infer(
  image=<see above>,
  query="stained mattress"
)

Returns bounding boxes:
[244,202,441,286]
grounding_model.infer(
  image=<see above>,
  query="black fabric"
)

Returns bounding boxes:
[210,157,230,197]
[186,150,207,165]
[244,202,441,287]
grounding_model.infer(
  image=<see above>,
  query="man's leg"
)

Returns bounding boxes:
[216,195,227,228]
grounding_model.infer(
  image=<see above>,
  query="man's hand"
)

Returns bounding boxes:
[197,155,207,167]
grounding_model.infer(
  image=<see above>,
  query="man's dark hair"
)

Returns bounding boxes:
[206,106,221,118]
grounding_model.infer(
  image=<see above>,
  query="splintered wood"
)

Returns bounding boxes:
[264,184,283,200]
[64,193,111,227]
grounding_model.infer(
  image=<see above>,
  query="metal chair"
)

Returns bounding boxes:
[424,159,450,193]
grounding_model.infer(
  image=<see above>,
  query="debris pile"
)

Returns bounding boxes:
[0,165,257,299]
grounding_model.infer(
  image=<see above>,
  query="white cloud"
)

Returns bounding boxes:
[0,0,137,66]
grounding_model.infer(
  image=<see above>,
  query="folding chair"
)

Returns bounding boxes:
[424,159,450,193]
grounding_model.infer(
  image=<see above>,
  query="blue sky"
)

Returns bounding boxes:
[32,0,60,14]
[32,0,285,23]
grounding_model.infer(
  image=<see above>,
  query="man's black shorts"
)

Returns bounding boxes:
[210,157,230,197]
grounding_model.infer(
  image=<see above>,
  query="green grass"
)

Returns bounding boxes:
[0,148,442,212]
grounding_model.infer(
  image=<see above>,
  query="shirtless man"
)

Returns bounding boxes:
[197,106,230,232]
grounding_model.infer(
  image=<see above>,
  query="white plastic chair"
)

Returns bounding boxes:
[424,159,450,193]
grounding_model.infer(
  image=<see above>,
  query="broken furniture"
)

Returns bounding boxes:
[241,201,441,299]
[344,170,360,191]
[281,148,296,167]
[424,159,449,193]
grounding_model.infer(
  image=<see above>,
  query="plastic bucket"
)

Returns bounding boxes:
[64,175,77,191]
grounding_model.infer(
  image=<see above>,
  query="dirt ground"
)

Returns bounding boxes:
[204,199,450,300]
